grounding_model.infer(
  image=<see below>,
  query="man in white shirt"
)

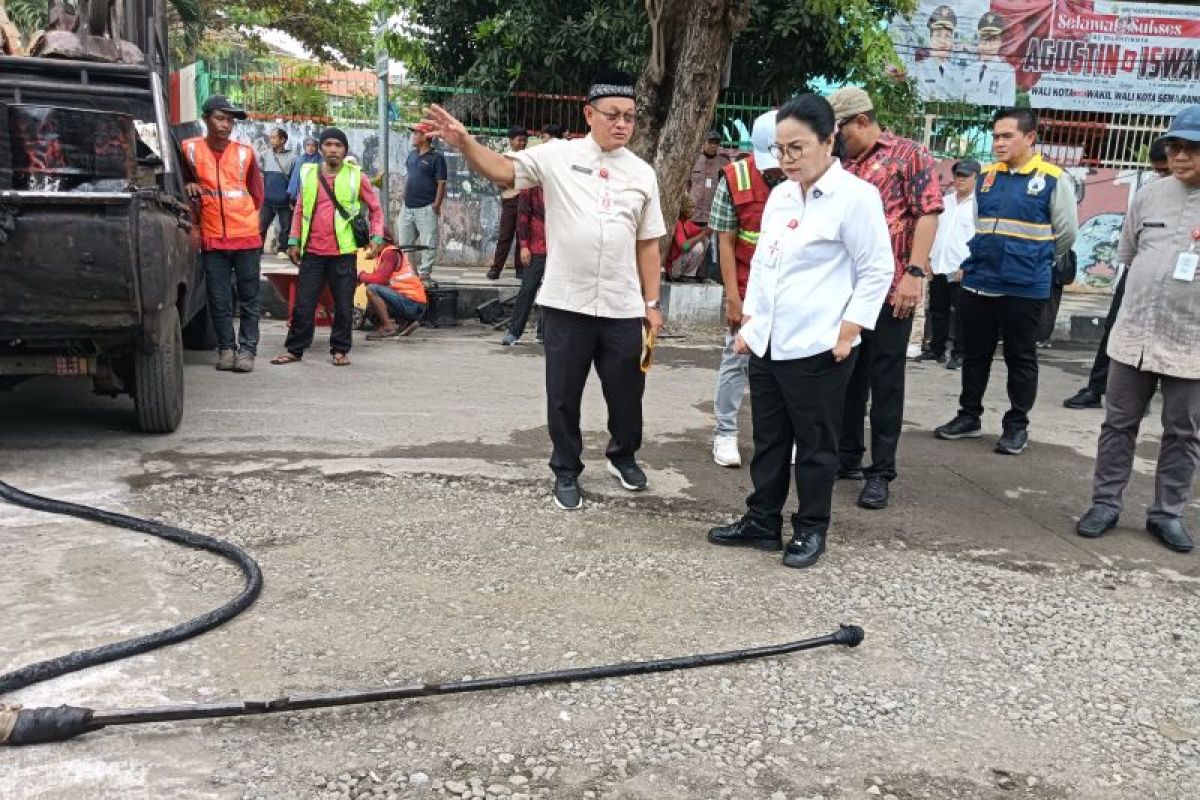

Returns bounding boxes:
[918,159,979,368]
[962,12,1017,107]
[911,5,965,102]
[420,70,666,512]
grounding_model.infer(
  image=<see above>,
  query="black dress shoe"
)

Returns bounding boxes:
[607,460,648,491]
[1063,387,1103,409]
[915,350,946,364]
[1147,518,1194,553]
[945,355,963,370]
[857,476,889,509]
[935,414,982,440]
[1076,505,1119,538]
[553,476,583,510]
[837,467,865,480]
[782,529,826,569]
[707,516,782,550]
[995,428,1029,455]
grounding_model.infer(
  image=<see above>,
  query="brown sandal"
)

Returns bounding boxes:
[270,353,302,365]
[331,353,351,366]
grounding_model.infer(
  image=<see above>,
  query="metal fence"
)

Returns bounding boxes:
[192,58,1170,169]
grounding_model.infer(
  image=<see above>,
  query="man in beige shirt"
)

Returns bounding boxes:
[421,69,666,511]
[1076,105,1200,553]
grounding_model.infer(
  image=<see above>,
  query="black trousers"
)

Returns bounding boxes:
[491,196,519,272]
[508,254,546,338]
[543,307,645,478]
[1086,270,1129,395]
[259,203,293,251]
[927,275,964,359]
[839,304,912,481]
[958,291,1045,430]
[747,347,858,535]
[283,253,357,357]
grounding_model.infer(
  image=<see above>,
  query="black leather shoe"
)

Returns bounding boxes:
[857,476,889,510]
[945,355,963,370]
[553,476,583,510]
[607,460,648,491]
[995,428,1029,455]
[1147,518,1194,553]
[935,414,982,440]
[915,350,945,364]
[782,530,826,569]
[1063,387,1103,409]
[707,516,782,550]
[1076,505,1119,538]
[837,467,865,480]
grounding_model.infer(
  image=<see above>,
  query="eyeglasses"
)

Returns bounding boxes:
[767,142,805,162]
[590,105,638,125]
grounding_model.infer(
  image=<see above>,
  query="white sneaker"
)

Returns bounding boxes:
[906,344,922,359]
[713,435,741,467]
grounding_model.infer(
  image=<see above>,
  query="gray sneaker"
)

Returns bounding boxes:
[233,352,255,373]
[501,332,521,346]
[216,349,236,371]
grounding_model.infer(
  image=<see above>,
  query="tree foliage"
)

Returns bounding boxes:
[393,0,914,101]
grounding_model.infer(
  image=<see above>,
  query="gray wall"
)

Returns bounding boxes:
[232,121,508,267]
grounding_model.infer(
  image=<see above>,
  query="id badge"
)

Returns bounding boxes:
[705,178,714,189]
[1174,251,1198,282]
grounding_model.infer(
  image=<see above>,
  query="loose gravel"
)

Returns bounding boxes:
[7,471,1200,799]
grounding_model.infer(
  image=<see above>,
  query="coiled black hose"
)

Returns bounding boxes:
[0,479,263,696]
[0,479,863,747]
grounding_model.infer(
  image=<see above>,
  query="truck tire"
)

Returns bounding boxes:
[134,305,184,434]
[182,303,218,351]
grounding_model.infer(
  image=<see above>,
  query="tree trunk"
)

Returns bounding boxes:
[630,0,752,240]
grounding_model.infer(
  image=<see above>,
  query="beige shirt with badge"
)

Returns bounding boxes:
[506,136,667,319]
[1108,176,1200,379]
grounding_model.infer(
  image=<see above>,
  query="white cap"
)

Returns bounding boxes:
[751,109,779,170]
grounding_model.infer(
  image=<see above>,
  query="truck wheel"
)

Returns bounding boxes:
[182,303,218,351]
[134,305,185,434]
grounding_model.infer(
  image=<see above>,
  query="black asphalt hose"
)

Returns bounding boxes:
[0,480,864,746]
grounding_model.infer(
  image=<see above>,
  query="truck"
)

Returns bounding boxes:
[0,0,208,433]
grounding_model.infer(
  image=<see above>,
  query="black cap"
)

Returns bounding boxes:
[978,11,1005,34]
[952,159,981,176]
[928,4,957,30]
[705,130,721,142]
[508,125,529,139]
[201,95,247,120]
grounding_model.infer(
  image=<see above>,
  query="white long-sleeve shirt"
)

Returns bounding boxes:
[739,160,894,360]
[930,190,975,279]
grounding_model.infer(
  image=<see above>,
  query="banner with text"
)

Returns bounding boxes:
[889,0,1200,113]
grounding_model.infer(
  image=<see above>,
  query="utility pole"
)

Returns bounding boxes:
[375,10,390,221]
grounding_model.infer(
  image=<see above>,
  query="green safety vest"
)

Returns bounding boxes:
[298,162,363,255]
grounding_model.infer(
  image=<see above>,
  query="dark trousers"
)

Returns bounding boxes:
[543,307,645,478]
[508,254,546,338]
[957,291,1045,430]
[491,196,519,272]
[839,304,912,481]
[1086,270,1129,395]
[259,203,293,251]
[283,253,357,357]
[927,275,964,359]
[747,348,858,535]
[202,248,261,354]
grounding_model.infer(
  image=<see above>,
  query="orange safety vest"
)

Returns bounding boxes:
[182,137,259,241]
[385,247,428,305]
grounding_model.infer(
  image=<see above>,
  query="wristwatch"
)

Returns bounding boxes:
[645,300,662,311]
[905,264,927,278]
